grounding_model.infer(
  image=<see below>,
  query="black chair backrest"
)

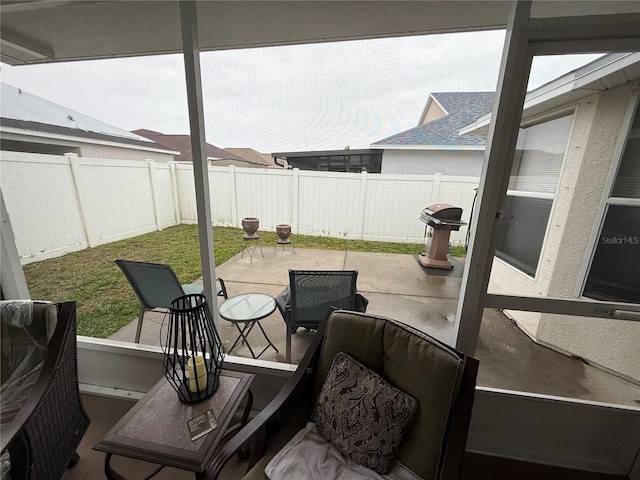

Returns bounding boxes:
[115,260,185,310]
[289,270,358,328]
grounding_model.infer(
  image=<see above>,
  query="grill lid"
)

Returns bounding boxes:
[419,203,466,230]
[423,203,463,220]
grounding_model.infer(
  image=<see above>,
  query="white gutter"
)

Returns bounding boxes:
[372,144,485,151]
[460,52,640,135]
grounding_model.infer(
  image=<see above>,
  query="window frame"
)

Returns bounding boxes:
[494,111,576,279]
[455,4,640,356]
[577,96,640,300]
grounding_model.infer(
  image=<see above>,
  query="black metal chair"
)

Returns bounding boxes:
[115,259,228,343]
[275,270,359,363]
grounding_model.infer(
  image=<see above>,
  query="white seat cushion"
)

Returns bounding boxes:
[265,422,421,480]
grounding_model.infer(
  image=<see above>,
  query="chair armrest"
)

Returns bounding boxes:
[217,278,228,299]
[439,355,479,480]
[205,314,329,480]
[274,287,289,321]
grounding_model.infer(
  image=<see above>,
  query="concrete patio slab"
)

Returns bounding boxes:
[215,247,347,286]
[364,292,459,345]
[344,251,462,298]
[109,248,640,407]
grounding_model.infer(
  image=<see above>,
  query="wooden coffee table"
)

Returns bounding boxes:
[94,370,254,480]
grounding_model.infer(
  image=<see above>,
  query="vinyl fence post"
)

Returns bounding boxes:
[169,162,182,225]
[147,160,162,231]
[356,171,367,240]
[66,153,96,247]
[292,168,300,234]
[229,165,238,227]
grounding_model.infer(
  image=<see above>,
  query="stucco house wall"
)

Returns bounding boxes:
[76,142,175,162]
[488,82,640,383]
[380,149,485,176]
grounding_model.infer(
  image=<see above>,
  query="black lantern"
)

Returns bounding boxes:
[161,294,224,403]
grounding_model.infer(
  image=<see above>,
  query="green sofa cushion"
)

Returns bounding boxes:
[313,311,462,480]
[382,320,462,480]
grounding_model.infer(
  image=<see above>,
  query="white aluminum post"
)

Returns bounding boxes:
[0,188,29,299]
[179,1,218,325]
[455,1,533,355]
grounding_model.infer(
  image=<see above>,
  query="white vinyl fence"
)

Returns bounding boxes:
[0,152,480,264]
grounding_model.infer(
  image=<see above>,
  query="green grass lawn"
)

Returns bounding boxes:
[23,225,465,338]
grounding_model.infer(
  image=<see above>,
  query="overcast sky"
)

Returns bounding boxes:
[1,30,601,153]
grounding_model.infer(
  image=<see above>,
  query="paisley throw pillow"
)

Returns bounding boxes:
[312,352,418,475]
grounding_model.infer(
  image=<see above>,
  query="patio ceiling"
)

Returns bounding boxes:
[1,1,638,66]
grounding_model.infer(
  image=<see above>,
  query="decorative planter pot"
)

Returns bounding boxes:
[242,217,260,239]
[276,224,292,244]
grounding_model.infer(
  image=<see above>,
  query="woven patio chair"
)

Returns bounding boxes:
[1,301,90,479]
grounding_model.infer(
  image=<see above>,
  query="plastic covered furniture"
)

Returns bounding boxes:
[1,301,90,480]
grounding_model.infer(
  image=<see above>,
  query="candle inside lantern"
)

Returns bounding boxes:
[187,355,207,392]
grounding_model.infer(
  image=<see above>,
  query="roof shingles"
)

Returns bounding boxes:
[132,129,247,163]
[373,92,494,147]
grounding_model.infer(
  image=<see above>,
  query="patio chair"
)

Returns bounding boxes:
[206,310,479,480]
[1,301,91,479]
[115,260,228,343]
[275,270,360,363]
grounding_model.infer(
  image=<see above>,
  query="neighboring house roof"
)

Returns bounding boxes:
[132,129,248,163]
[372,92,494,149]
[0,83,172,152]
[224,148,274,167]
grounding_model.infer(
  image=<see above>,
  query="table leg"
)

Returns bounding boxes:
[104,452,165,480]
[222,388,253,439]
[242,389,253,426]
[104,453,128,480]
[256,321,279,354]
[227,321,258,358]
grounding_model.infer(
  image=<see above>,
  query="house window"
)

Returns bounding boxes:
[583,100,640,303]
[495,114,574,276]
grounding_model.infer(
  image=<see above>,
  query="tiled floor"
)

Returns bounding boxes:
[66,394,628,480]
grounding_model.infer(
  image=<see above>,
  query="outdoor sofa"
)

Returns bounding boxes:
[207,309,479,480]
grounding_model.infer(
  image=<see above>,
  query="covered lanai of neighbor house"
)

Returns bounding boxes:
[1,1,639,479]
